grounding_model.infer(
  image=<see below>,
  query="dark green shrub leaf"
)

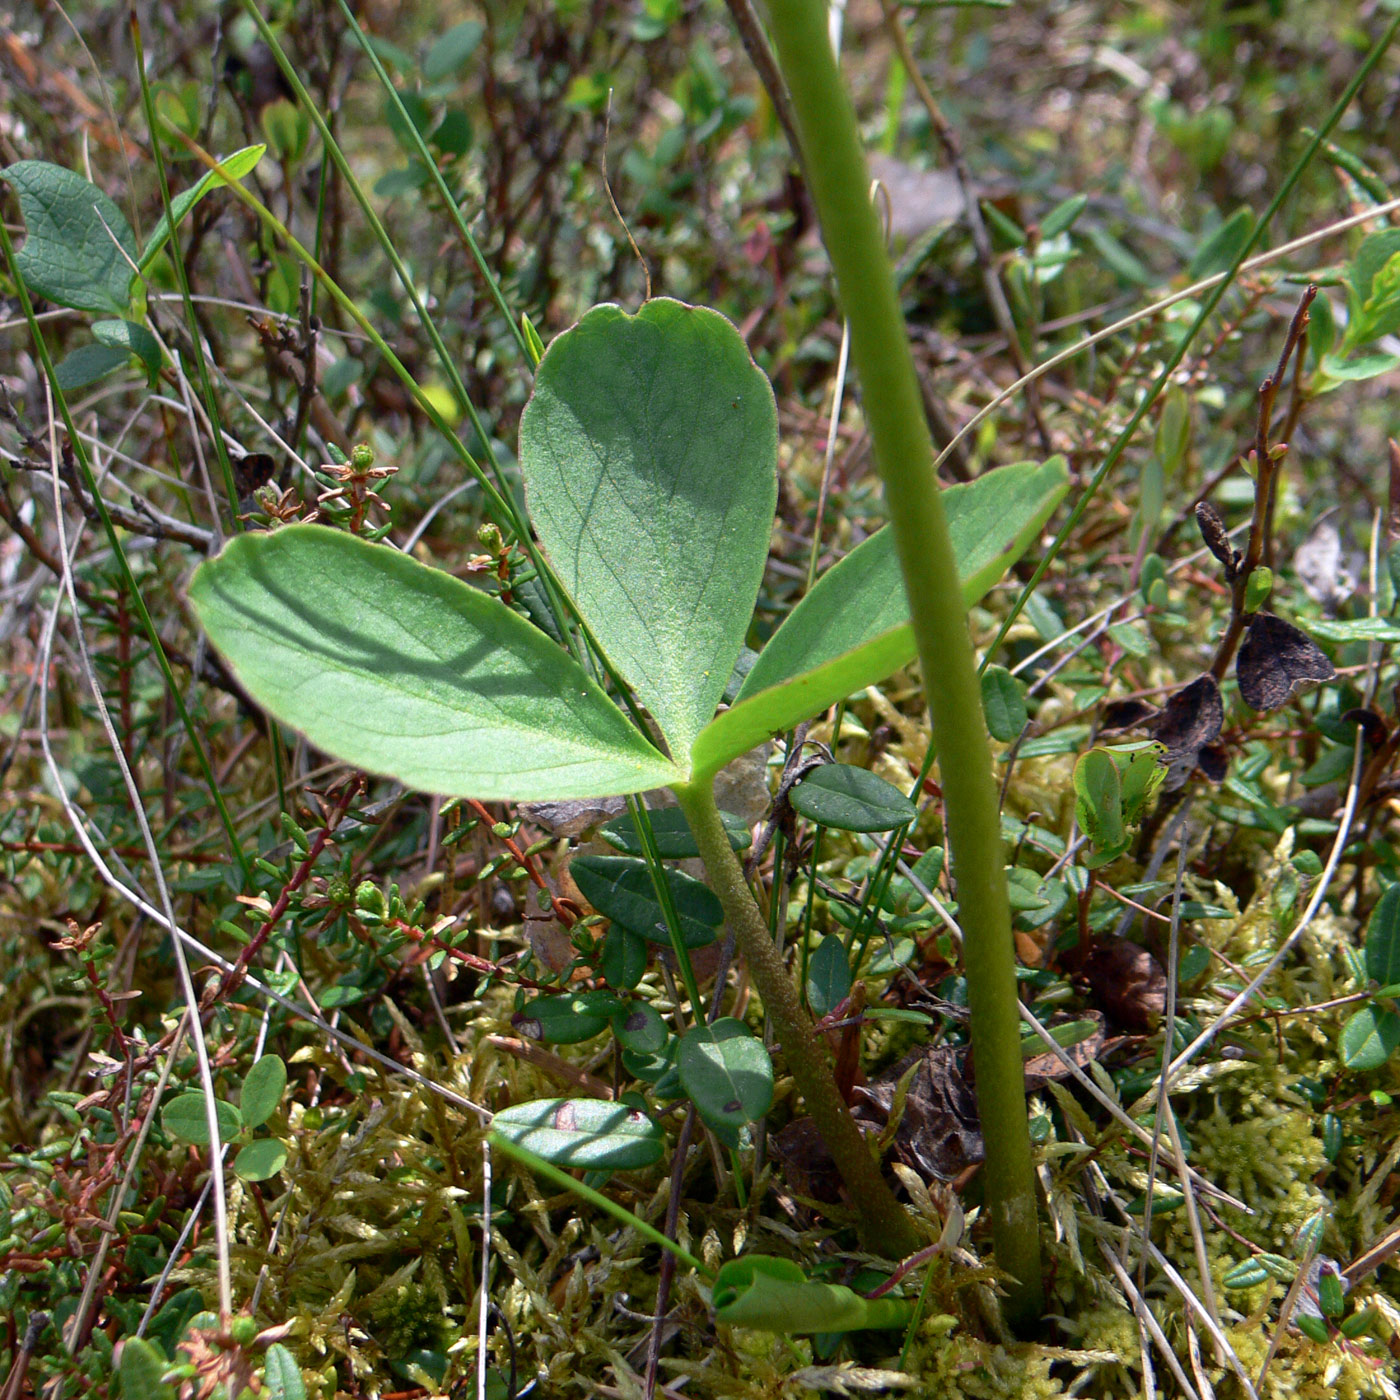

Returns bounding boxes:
[232,1137,288,1182]
[678,1018,773,1147]
[1188,206,1254,279]
[1296,1313,1330,1344]
[1222,1258,1273,1290]
[521,299,778,759]
[611,999,669,1054]
[189,525,679,801]
[571,854,722,947]
[161,1093,242,1145]
[1365,886,1400,987]
[600,806,751,857]
[3,160,137,314]
[1040,193,1088,239]
[981,665,1028,741]
[240,1054,287,1129]
[118,1336,175,1400]
[514,991,621,1045]
[55,342,132,390]
[806,936,851,1017]
[1339,1005,1400,1070]
[1322,1112,1343,1162]
[263,1344,308,1400]
[145,1289,203,1359]
[599,924,648,990]
[491,1097,665,1169]
[789,764,915,833]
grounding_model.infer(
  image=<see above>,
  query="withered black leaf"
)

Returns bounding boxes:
[1145,674,1224,787]
[1196,743,1230,782]
[1236,612,1336,712]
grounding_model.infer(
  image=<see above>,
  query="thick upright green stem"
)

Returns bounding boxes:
[674,781,921,1259]
[760,0,1042,1322]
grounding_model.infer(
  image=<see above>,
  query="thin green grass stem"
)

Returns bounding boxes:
[674,779,922,1259]
[760,0,1041,1321]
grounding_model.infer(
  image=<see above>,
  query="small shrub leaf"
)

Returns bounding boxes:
[55,342,133,390]
[806,935,852,1017]
[1366,885,1400,987]
[1340,1005,1400,1070]
[423,20,484,80]
[610,999,670,1054]
[92,318,162,376]
[1073,749,1126,862]
[118,1337,174,1400]
[981,665,1028,741]
[788,763,916,832]
[600,806,751,857]
[514,991,621,1045]
[161,1093,242,1146]
[571,854,723,947]
[239,1054,287,1129]
[600,924,648,989]
[491,1097,665,1169]
[678,1018,773,1147]
[232,1137,288,1182]
[262,1344,308,1400]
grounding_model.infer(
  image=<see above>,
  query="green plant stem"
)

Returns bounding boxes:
[760,0,1041,1321]
[674,780,921,1258]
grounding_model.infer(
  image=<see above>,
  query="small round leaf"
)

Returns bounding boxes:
[513,991,621,1045]
[611,999,670,1055]
[677,1018,773,1148]
[240,1054,287,1129]
[232,1137,288,1182]
[161,1093,242,1146]
[981,665,1028,742]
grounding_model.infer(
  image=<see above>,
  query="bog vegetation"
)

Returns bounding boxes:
[4,2,1400,1398]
